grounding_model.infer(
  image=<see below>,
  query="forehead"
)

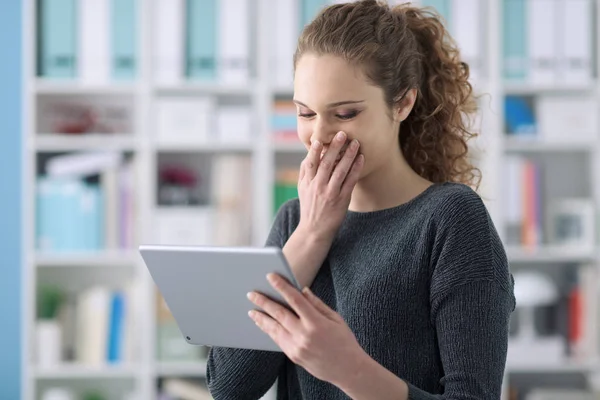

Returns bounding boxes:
[293,53,380,106]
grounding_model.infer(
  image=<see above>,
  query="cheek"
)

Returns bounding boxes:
[296,122,312,147]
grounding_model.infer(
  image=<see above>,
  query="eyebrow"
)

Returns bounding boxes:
[293,99,365,109]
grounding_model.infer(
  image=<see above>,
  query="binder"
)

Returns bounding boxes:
[112,0,137,80]
[154,0,184,84]
[559,0,592,84]
[186,0,217,80]
[450,0,483,82]
[527,0,558,84]
[502,0,527,81]
[218,0,250,84]
[37,0,77,78]
[79,0,110,84]
[272,0,299,88]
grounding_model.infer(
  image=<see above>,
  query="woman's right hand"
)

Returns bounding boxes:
[296,131,364,242]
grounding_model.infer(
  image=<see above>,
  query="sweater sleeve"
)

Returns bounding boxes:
[206,200,298,399]
[407,188,516,400]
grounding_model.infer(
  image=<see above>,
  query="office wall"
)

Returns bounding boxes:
[0,0,22,398]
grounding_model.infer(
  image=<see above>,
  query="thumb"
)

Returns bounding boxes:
[302,287,339,321]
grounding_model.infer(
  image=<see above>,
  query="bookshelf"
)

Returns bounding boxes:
[21,1,600,400]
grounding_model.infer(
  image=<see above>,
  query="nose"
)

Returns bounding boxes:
[310,117,338,148]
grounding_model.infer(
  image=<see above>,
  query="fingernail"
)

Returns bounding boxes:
[246,292,254,300]
[248,310,255,318]
[336,131,346,141]
[351,139,359,149]
[312,140,320,149]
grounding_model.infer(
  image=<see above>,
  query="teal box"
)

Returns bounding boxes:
[37,0,77,78]
[112,0,137,80]
[186,0,217,80]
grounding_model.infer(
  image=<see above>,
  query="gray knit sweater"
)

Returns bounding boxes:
[206,182,516,399]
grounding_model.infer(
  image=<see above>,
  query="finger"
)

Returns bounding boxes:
[327,139,360,192]
[247,290,300,331]
[249,309,294,347]
[340,154,364,198]
[267,273,320,322]
[298,157,306,182]
[315,131,347,184]
[302,287,340,322]
[302,140,322,181]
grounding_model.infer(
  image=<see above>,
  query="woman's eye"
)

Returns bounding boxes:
[337,111,358,120]
[298,112,316,118]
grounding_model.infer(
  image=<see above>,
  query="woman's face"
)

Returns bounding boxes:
[293,53,407,178]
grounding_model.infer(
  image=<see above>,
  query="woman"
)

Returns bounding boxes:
[207,1,515,399]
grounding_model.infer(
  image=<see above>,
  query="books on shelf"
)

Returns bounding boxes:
[37,0,137,82]
[504,94,599,144]
[73,283,138,365]
[504,156,543,249]
[36,282,140,367]
[153,0,251,85]
[274,168,299,216]
[36,152,136,253]
[211,155,253,246]
[272,99,298,142]
[502,0,593,84]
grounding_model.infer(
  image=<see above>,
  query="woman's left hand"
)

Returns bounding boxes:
[247,273,367,387]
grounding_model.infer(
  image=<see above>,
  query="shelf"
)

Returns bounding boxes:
[154,82,254,96]
[35,251,140,268]
[504,137,597,153]
[506,246,598,264]
[34,134,137,152]
[503,81,597,95]
[156,141,255,153]
[506,359,600,374]
[156,360,208,377]
[34,80,138,95]
[34,363,139,379]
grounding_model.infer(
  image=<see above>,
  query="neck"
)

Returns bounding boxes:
[349,150,433,213]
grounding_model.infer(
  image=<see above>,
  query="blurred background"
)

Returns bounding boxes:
[0,0,599,399]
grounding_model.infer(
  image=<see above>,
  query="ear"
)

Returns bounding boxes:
[394,88,418,122]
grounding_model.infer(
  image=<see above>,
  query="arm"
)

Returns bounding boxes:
[283,224,333,289]
[337,281,514,400]
[337,188,516,400]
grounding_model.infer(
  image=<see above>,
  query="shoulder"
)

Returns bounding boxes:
[428,182,489,225]
[427,183,513,300]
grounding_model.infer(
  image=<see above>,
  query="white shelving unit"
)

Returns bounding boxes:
[20,0,600,399]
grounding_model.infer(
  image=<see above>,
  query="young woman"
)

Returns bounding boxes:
[207,1,515,399]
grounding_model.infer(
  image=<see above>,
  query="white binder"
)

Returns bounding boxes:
[153,0,184,84]
[559,0,592,84]
[272,0,300,89]
[450,0,483,83]
[218,0,250,84]
[79,0,110,84]
[527,0,559,84]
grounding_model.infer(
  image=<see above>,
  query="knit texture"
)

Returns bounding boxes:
[206,182,516,400]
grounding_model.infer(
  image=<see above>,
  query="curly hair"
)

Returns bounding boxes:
[294,0,481,189]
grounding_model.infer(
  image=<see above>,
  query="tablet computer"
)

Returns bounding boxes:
[139,244,301,352]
